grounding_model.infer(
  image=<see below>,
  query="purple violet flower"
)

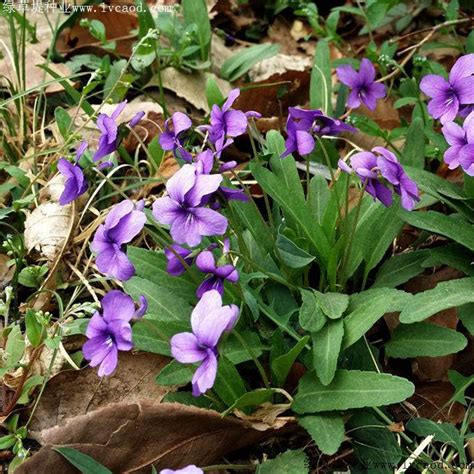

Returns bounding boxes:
[165,244,193,276]
[195,250,239,297]
[160,466,203,474]
[339,146,419,211]
[82,290,135,376]
[152,164,227,247]
[58,142,89,205]
[93,101,127,162]
[134,295,148,318]
[91,200,146,281]
[442,112,474,175]
[207,89,260,153]
[282,107,355,158]
[129,111,145,127]
[336,58,386,111]
[170,290,239,397]
[420,54,474,124]
[159,112,193,161]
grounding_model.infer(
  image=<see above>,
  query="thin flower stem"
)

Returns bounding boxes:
[233,329,270,389]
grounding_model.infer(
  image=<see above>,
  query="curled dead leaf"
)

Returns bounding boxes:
[234,402,293,431]
[0,254,15,290]
[29,351,171,439]
[24,175,74,262]
[19,401,287,473]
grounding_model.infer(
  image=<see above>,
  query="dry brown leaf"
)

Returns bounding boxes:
[0,254,15,290]
[29,351,171,438]
[19,401,284,473]
[152,69,232,112]
[248,53,312,83]
[409,382,465,424]
[234,402,293,431]
[0,44,73,95]
[24,175,74,262]
[56,8,138,58]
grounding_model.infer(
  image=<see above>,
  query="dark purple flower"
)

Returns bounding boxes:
[58,142,89,206]
[170,290,239,396]
[91,200,146,281]
[336,58,386,111]
[195,250,238,297]
[339,146,419,211]
[194,149,214,174]
[219,186,249,202]
[282,107,355,158]
[160,466,203,474]
[93,101,127,162]
[420,54,474,124]
[152,164,227,247]
[159,112,193,161]
[442,111,474,175]
[165,244,193,276]
[82,290,135,376]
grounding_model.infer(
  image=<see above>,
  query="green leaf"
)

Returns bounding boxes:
[309,175,330,226]
[457,303,474,335]
[293,369,414,413]
[127,247,196,303]
[155,360,193,386]
[276,233,315,269]
[252,132,330,264]
[223,388,278,416]
[299,289,326,333]
[256,449,309,474]
[5,325,25,368]
[310,39,332,115]
[25,309,45,347]
[213,356,246,406]
[54,447,112,473]
[343,289,410,349]
[182,0,211,61]
[448,370,473,406]
[272,336,310,386]
[222,330,265,365]
[221,43,280,82]
[298,414,344,455]
[385,322,467,358]
[17,374,44,404]
[0,434,16,450]
[373,250,429,288]
[348,411,403,470]
[393,97,418,108]
[123,277,192,322]
[54,106,73,139]
[400,210,474,251]
[402,117,425,168]
[406,419,463,450]
[399,277,474,323]
[312,319,344,385]
[132,319,187,356]
[205,75,225,109]
[317,292,349,320]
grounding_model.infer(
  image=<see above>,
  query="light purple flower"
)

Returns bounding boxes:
[420,54,474,124]
[159,112,193,161]
[93,101,127,162]
[58,142,89,206]
[336,58,386,111]
[170,290,239,397]
[195,250,238,298]
[129,111,145,127]
[91,200,146,281]
[152,164,227,247]
[339,146,419,210]
[82,290,135,376]
[282,107,355,158]
[165,244,193,276]
[134,295,148,318]
[160,466,203,474]
[442,111,474,176]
